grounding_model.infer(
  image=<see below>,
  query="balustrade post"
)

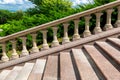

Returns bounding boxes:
[31,33,39,53]
[115,6,120,27]
[83,15,91,37]
[20,37,29,57]
[62,23,70,44]
[73,19,80,40]
[94,12,103,34]
[41,30,49,50]
[1,42,9,62]
[104,9,114,30]
[51,27,59,47]
[10,40,19,59]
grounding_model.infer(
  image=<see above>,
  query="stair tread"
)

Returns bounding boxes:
[107,38,120,47]
[4,66,22,80]
[15,63,34,80]
[43,56,58,80]
[96,41,120,64]
[60,52,76,80]
[0,70,11,80]
[28,59,46,80]
[84,45,120,80]
[72,49,98,80]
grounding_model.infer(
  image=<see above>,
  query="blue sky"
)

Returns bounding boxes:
[0,0,91,11]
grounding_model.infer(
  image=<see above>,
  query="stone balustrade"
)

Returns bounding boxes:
[0,1,120,62]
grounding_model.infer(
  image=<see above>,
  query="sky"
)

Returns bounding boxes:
[0,0,91,11]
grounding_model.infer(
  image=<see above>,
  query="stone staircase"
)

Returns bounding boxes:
[0,1,120,80]
[0,36,120,80]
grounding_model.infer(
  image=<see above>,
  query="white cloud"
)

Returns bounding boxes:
[72,0,93,6]
[72,0,81,6]
[0,0,30,4]
[0,0,35,11]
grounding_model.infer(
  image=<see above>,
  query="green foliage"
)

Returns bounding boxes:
[27,0,73,16]
[0,10,12,24]
[0,0,118,54]
[93,0,116,6]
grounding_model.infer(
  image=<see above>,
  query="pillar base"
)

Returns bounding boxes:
[62,37,70,44]
[11,53,19,60]
[94,27,102,34]
[83,30,91,37]
[41,44,49,50]
[31,47,39,53]
[1,55,9,62]
[51,41,60,47]
[104,24,113,30]
[72,34,80,41]
[115,20,120,27]
[20,50,29,57]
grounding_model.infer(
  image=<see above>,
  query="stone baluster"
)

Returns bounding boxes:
[62,23,70,44]
[31,33,39,53]
[73,19,80,40]
[10,40,19,59]
[20,37,29,57]
[51,27,59,47]
[83,15,91,37]
[115,6,120,27]
[41,30,49,50]
[94,12,103,34]
[104,9,114,30]
[1,42,9,62]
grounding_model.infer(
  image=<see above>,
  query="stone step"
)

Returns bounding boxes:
[0,70,11,80]
[43,56,58,80]
[15,63,34,80]
[107,38,120,49]
[4,66,22,80]
[60,52,76,80]
[28,59,46,80]
[71,49,99,80]
[84,45,120,80]
[95,41,120,65]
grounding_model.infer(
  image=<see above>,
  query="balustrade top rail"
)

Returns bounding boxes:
[0,0,120,42]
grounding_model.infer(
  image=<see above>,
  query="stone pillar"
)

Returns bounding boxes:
[41,30,49,50]
[31,33,39,53]
[51,27,59,47]
[10,40,19,59]
[115,6,120,27]
[62,23,70,44]
[104,9,114,30]
[73,19,80,41]
[1,42,9,62]
[94,12,103,34]
[83,15,91,37]
[20,37,29,57]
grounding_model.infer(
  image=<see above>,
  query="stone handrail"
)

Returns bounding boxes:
[0,0,120,62]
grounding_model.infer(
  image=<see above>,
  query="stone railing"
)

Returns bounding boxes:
[0,1,120,62]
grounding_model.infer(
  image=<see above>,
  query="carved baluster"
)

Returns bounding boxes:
[62,23,70,44]
[20,37,29,57]
[73,19,80,40]
[83,15,91,37]
[10,40,19,59]
[1,42,9,62]
[41,30,49,50]
[51,27,59,47]
[31,33,39,53]
[94,12,103,34]
[115,6,120,27]
[104,9,114,30]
